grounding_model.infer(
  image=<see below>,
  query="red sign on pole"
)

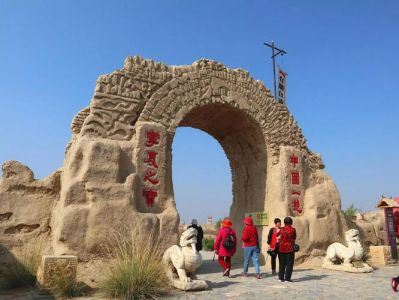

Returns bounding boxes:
[277,66,287,104]
[385,208,398,260]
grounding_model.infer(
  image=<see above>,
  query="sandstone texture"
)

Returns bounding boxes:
[0,56,365,263]
[348,210,385,246]
[0,161,60,251]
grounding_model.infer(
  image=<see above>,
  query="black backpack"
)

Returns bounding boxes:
[222,229,235,249]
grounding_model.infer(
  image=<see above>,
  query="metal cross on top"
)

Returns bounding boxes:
[264,41,287,103]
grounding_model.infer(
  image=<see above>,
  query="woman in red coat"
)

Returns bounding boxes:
[241,216,261,279]
[214,218,237,277]
[278,216,296,282]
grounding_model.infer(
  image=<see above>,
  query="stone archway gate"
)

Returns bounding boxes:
[0,56,347,261]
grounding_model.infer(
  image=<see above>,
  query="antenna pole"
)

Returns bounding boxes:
[271,41,277,102]
[264,41,287,102]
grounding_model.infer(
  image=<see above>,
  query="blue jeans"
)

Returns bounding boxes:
[243,246,260,274]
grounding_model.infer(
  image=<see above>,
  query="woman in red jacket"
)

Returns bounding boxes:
[267,218,281,275]
[214,218,237,277]
[241,216,261,279]
[278,216,296,282]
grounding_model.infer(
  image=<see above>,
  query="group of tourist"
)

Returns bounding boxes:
[187,217,399,293]
[190,216,297,282]
[213,216,296,281]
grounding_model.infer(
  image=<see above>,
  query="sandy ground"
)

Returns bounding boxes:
[1,251,399,299]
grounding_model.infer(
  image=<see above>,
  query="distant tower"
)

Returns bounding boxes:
[207,216,213,225]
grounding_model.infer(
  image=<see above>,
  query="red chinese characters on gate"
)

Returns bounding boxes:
[144,151,159,168]
[290,171,300,185]
[142,189,158,208]
[291,191,303,214]
[290,154,299,168]
[145,131,160,147]
[144,169,159,185]
[288,154,303,214]
[142,130,161,208]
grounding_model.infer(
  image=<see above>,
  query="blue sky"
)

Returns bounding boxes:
[1,1,398,224]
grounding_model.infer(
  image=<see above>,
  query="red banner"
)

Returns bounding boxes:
[278,66,287,104]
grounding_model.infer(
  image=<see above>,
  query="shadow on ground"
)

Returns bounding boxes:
[0,244,56,299]
[294,274,329,282]
[208,280,240,289]
[293,268,314,272]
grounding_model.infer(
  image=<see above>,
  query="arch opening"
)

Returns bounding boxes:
[171,103,267,234]
[172,127,231,225]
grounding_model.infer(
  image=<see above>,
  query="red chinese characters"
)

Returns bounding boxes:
[291,191,303,214]
[288,152,303,215]
[144,151,159,168]
[142,189,157,208]
[291,171,300,185]
[142,130,161,208]
[144,169,159,185]
[145,131,160,147]
[292,199,303,214]
[290,154,299,168]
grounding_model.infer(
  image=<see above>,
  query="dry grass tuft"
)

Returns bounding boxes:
[50,271,85,298]
[100,226,170,300]
[0,239,43,290]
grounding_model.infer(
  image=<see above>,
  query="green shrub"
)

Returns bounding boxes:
[215,218,222,229]
[0,240,43,290]
[101,228,170,300]
[202,238,214,251]
[344,204,361,218]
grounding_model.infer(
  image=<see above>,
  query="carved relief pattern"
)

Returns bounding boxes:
[71,107,90,135]
[73,56,322,169]
[78,56,173,140]
[139,59,317,168]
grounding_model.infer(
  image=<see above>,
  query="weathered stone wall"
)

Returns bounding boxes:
[50,136,178,259]
[0,161,60,251]
[0,56,351,262]
[348,210,385,247]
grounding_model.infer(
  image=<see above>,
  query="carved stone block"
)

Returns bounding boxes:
[368,245,392,265]
[36,255,77,289]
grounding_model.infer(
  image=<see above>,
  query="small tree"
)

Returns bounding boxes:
[344,204,361,218]
[202,238,214,251]
[215,218,222,229]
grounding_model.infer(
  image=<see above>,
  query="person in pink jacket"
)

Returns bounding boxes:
[214,218,237,277]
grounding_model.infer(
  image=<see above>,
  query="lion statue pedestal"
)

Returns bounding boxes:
[163,227,208,291]
[322,229,373,273]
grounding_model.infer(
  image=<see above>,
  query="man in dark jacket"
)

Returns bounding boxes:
[187,219,203,252]
[267,218,281,275]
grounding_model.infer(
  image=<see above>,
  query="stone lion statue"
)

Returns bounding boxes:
[322,228,372,273]
[162,227,207,290]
